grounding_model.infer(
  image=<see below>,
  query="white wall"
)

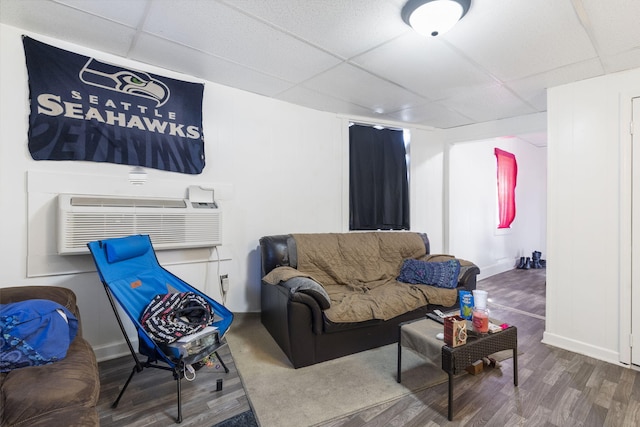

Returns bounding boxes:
[409,128,446,252]
[545,67,640,365]
[447,138,547,278]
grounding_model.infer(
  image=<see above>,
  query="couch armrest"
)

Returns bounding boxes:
[280,277,331,310]
[261,279,331,367]
[262,281,325,334]
[458,264,480,291]
[289,292,325,334]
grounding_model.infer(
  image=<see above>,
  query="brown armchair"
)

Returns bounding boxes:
[0,286,100,427]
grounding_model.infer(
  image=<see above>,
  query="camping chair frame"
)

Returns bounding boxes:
[87,235,234,423]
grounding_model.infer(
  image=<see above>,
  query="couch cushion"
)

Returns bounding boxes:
[292,232,428,288]
[0,337,99,426]
[397,259,461,289]
[323,281,457,323]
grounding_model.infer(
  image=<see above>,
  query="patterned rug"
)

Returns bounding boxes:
[212,409,258,427]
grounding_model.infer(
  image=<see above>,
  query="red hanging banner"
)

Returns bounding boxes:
[494,148,517,229]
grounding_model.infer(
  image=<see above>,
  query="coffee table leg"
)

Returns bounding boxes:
[513,347,518,386]
[448,371,454,421]
[397,341,402,383]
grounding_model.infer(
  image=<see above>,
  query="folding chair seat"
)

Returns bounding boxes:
[87,234,233,423]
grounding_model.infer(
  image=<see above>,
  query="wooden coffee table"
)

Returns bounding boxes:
[398,316,518,421]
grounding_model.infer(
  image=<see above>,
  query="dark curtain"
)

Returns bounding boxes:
[349,124,409,230]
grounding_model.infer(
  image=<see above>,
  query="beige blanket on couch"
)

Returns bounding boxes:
[289,232,457,323]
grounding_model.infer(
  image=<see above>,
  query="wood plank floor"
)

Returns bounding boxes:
[98,268,640,426]
[97,342,252,427]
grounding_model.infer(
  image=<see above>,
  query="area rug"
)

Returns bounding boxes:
[225,315,478,427]
[211,409,258,427]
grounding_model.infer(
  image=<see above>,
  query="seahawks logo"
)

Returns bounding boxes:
[79,58,170,107]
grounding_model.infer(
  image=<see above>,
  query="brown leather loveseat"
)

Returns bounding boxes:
[260,232,480,368]
[0,286,100,426]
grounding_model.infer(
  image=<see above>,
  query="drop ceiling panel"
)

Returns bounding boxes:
[581,0,640,56]
[1,0,136,56]
[507,58,605,110]
[142,0,342,83]
[518,131,547,147]
[440,83,538,123]
[53,0,149,28]
[386,102,475,129]
[352,32,496,101]
[275,86,374,118]
[447,0,598,82]
[302,63,427,114]
[222,0,411,59]
[131,34,295,97]
[600,48,640,74]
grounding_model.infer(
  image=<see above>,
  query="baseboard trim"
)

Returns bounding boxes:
[542,331,623,367]
[478,259,515,280]
[94,339,138,362]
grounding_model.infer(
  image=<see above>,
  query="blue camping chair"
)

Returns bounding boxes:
[87,234,233,423]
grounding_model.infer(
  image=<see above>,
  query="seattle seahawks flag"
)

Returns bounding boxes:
[23,36,205,174]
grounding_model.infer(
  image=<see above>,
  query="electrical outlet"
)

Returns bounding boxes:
[220,274,229,292]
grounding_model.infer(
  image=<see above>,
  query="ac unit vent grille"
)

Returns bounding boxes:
[57,195,221,254]
[71,196,186,208]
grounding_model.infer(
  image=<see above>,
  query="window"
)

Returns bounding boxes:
[494,148,517,229]
[349,124,409,230]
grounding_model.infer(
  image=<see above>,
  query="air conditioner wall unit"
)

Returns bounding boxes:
[57,194,222,255]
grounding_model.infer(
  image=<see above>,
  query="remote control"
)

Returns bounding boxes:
[433,309,446,318]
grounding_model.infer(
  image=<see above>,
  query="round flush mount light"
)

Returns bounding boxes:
[401,0,471,37]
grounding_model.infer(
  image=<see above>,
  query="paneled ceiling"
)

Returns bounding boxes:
[2,0,640,145]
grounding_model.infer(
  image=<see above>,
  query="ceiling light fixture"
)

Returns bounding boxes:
[401,0,470,37]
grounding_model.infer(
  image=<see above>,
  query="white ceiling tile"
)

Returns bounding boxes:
[1,0,136,56]
[581,0,640,56]
[352,31,496,101]
[275,86,374,118]
[142,0,341,83]
[302,63,428,114]
[600,47,640,74]
[53,0,149,28]
[446,0,598,81]
[518,132,547,147]
[507,58,605,110]
[220,0,410,59]
[131,34,295,97]
[440,83,538,123]
[386,102,475,129]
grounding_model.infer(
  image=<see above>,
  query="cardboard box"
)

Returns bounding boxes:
[444,315,467,347]
[465,360,484,375]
